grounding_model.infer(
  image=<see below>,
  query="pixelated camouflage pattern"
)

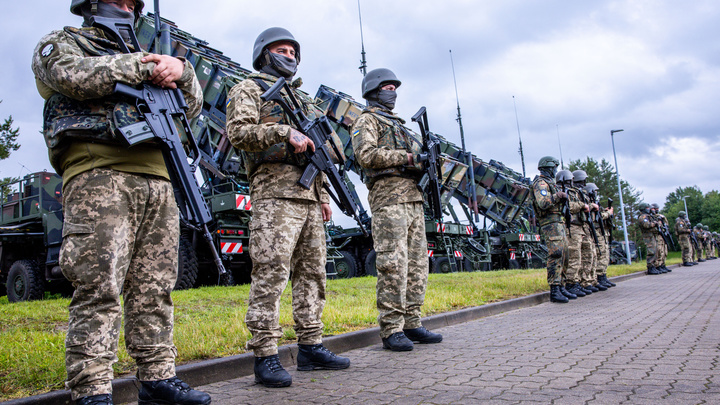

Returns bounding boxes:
[676,217,693,263]
[579,220,597,287]
[351,109,423,212]
[226,73,329,204]
[60,169,179,399]
[531,175,566,285]
[694,227,705,261]
[566,222,589,284]
[639,213,660,266]
[566,187,587,223]
[372,202,428,338]
[244,198,326,357]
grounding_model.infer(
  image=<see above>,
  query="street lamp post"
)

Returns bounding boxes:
[611,129,632,264]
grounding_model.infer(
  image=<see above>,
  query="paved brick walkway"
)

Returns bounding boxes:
[151,263,720,404]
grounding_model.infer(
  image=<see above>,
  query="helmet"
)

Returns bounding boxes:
[696,223,703,228]
[71,0,145,18]
[584,183,598,194]
[678,211,686,217]
[252,27,301,71]
[572,170,587,182]
[362,68,401,98]
[638,202,649,212]
[538,156,559,170]
[651,203,659,209]
[555,170,573,185]
[704,225,709,230]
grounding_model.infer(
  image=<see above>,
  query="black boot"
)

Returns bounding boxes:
[559,285,577,299]
[253,355,292,388]
[585,284,599,293]
[76,394,112,405]
[600,275,616,287]
[699,258,706,262]
[550,285,569,303]
[683,262,693,267]
[657,266,668,273]
[647,266,662,275]
[579,285,593,294]
[403,326,443,343]
[661,265,672,272]
[297,344,350,371]
[138,376,211,405]
[566,283,586,297]
[593,282,608,291]
[382,331,414,351]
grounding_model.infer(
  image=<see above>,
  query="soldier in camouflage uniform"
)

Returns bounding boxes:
[573,171,605,291]
[703,225,716,259]
[584,183,615,288]
[32,1,210,404]
[694,224,706,262]
[530,156,575,303]
[226,27,349,388]
[638,203,663,275]
[562,170,594,297]
[651,203,670,272]
[351,68,442,351]
[675,211,695,266]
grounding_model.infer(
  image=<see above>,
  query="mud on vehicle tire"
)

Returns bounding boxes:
[7,260,45,302]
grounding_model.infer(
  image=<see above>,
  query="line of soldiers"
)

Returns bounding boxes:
[531,157,616,304]
[675,211,719,266]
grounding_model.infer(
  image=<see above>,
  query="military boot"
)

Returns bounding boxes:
[297,344,350,371]
[403,326,443,343]
[599,275,616,287]
[661,265,672,272]
[550,285,569,303]
[76,394,112,405]
[699,258,706,262]
[382,331,414,351]
[593,282,608,291]
[647,266,662,275]
[682,262,694,267]
[657,266,668,273]
[584,284,599,293]
[138,376,211,405]
[566,283,586,297]
[253,355,292,388]
[559,285,577,299]
[579,285,593,295]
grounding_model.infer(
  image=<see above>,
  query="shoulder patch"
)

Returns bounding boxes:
[41,44,54,58]
[352,129,360,137]
[540,190,547,196]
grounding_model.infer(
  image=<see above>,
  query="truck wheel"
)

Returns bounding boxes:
[7,260,44,302]
[335,250,357,279]
[175,235,199,290]
[462,257,474,272]
[364,250,377,277]
[508,259,520,269]
[431,257,451,273]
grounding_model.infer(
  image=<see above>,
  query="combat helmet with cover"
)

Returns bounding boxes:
[538,156,559,178]
[638,202,650,213]
[555,169,573,186]
[252,27,301,71]
[584,182,599,195]
[71,0,145,19]
[678,210,686,218]
[362,68,401,99]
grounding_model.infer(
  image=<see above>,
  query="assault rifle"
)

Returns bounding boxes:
[259,77,369,236]
[579,190,600,247]
[690,227,701,255]
[607,198,615,244]
[589,191,607,244]
[411,107,444,222]
[560,181,572,238]
[654,215,676,250]
[92,2,228,280]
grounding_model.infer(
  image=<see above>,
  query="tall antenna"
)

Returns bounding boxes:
[450,50,479,224]
[512,95,526,178]
[556,124,565,170]
[357,0,367,76]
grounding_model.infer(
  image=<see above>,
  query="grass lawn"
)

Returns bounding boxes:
[0,258,666,400]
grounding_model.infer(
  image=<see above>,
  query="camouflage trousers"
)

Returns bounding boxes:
[695,240,704,261]
[643,233,659,267]
[60,168,179,400]
[566,223,591,284]
[579,226,598,287]
[372,202,428,339]
[656,234,667,265]
[679,234,692,263]
[594,232,609,277]
[539,222,567,286]
[245,198,326,357]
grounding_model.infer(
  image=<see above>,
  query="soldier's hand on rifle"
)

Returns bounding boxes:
[143,54,185,89]
[591,203,599,212]
[607,207,614,215]
[288,128,315,153]
[582,204,590,212]
[321,203,332,222]
[407,152,414,166]
[555,191,568,201]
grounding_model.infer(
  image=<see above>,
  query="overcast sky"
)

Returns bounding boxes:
[1,0,719,226]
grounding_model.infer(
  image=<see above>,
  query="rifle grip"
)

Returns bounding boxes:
[298,164,319,190]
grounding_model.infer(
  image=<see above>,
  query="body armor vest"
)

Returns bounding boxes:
[360,108,423,183]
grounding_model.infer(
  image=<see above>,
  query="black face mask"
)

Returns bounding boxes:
[377,89,397,110]
[81,2,136,42]
[260,51,298,79]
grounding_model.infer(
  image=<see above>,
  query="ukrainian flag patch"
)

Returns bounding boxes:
[352,130,360,137]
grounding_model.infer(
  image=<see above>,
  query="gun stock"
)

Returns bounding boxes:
[411,107,443,222]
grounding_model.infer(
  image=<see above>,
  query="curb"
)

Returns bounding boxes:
[2,270,648,405]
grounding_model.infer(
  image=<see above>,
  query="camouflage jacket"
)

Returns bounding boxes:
[226,73,329,203]
[639,213,659,235]
[32,26,202,177]
[351,107,423,211]
[674,217,691,235]
[567,187,587,225]
[531,175,563,225]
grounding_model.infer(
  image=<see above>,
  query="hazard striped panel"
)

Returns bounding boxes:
[236,195,252,211]
[465,226,473,235]
[436,223,446,232]
[535,234,541,242]
[519,233,525,241]
[454,251,463,258]
[510,252,516,260]
[427,250,434,257]
[221,242,243,254]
